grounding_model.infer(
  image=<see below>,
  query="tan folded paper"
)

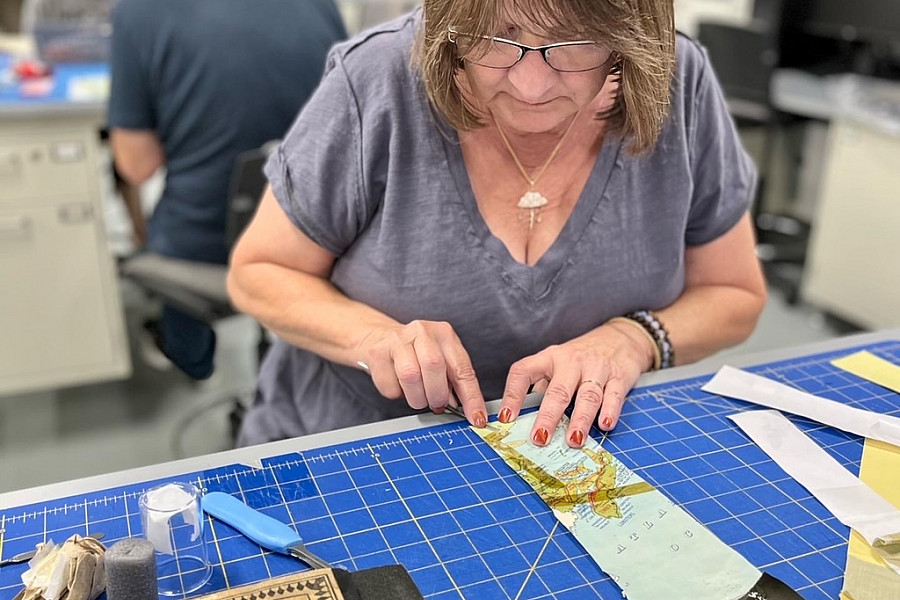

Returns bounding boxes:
[13,535,106,600]
[841,439,900,600]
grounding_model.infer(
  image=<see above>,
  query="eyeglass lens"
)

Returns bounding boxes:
[460,37,611,72]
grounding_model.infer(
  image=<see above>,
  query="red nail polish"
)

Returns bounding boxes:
[498,407,513,423]
[570,430,584,446]
[601,416,613,429]
[533,427,549,446]
[473,411,487,428]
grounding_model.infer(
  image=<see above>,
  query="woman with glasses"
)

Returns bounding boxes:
[228,0,766,448]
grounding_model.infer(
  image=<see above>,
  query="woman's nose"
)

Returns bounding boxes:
[507,50,557,101]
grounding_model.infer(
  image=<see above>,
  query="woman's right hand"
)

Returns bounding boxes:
[357,320,489,428]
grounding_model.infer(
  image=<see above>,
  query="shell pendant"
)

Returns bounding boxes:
[518,190,548,231]
[518,190,549,210]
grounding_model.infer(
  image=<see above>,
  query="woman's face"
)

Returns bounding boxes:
[456,23,613,135]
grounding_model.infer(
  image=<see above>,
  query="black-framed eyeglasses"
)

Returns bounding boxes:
[448,27,613,73]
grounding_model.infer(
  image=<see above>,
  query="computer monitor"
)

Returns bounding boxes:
[780,0,900,76]
[786,0,900,45]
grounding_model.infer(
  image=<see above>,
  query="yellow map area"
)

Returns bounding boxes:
[478,423,653,519]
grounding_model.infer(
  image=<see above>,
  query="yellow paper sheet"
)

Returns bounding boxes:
[832,351,900,394]
[841,438,900,600]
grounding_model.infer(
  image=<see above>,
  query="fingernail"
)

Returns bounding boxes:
[601,416,613,429]
[569,430,584,447]
[498,407,513,423]
[473,411,487,428]
[532,427,549,446]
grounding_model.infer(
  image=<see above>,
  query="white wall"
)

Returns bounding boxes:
[674,0,754,36]
[337,0,418,35]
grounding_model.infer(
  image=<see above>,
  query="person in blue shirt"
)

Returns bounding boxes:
[108,0,346,379]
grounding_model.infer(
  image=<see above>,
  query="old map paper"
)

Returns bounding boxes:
[195,569,343,600]
[475,412,760,600]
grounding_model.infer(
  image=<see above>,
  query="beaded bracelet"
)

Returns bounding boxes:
[623,310,675,370]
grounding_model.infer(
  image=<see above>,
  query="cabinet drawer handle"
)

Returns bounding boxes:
[59,203,93,224]
[0,215,32,235]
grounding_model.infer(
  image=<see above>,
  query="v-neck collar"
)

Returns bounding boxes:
[441,127,623,301]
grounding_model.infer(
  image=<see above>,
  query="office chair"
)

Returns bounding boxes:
[697,15,810,303]
[120,141,276,444]
[121,143,273,351]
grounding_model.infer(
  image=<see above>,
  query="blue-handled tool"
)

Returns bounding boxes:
[201,492,331,570]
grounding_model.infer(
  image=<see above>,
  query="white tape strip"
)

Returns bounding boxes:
[730,409,900,578]
[704,366,900,447]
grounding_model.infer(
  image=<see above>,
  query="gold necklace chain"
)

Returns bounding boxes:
[495,114,579,230]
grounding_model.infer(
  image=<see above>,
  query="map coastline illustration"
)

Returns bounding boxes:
[475,412,760,600]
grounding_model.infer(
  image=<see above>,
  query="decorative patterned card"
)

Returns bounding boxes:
[195,569,343,600]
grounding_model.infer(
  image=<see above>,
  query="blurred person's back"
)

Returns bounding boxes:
[108,0,347,264]
[107,0,346,379]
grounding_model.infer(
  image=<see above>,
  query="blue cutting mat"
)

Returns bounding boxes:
[1,341,898,600]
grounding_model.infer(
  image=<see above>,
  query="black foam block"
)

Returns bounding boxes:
[105,538,158,600]
[333,564,423,600]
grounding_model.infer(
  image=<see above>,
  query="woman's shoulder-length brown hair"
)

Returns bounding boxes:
[415,0,675,154]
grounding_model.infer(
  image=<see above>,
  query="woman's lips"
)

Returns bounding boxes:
[510,97,557,109]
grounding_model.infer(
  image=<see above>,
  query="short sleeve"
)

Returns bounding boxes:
[264,51,374,257]
[106,2,155,130]
[683,46,757,246]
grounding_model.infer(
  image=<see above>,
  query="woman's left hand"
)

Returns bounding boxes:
[497,321,656,447]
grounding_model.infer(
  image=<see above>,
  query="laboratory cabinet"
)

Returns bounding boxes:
[801,116,900,329]
[0,112,130,395]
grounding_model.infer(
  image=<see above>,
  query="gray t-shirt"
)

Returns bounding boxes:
[238,13,756,446]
